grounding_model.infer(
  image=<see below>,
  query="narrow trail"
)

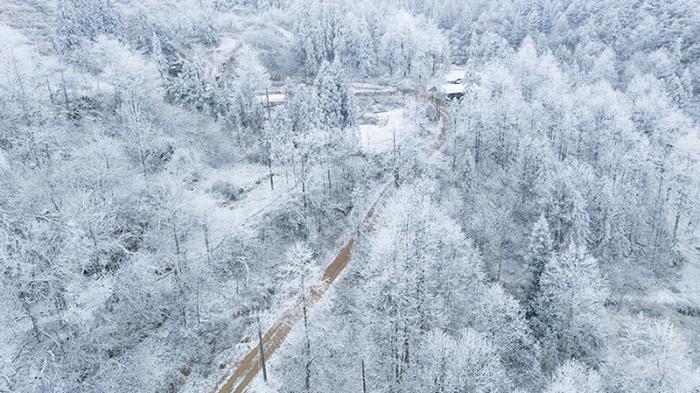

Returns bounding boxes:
[215,92,449,393]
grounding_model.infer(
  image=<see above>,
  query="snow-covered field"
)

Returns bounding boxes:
[358,108,416,154]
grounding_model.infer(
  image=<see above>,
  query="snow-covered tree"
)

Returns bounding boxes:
[151,31,168,77]
[55,0,120,53]
[343,16,376,77]
[166,58,224,117]
[449,7,473,64]
[278,80,319,136]
[359,183,487,390]
[534,243,608,368]
[544,360,604,393]
[315,59,356,131]
[524,214,553,306]
[471,285,542,387]
[292,0,342,74]
[225,47,270,144]
[380,10,448,80]
[415,329,512,393]
[606,315,700,393]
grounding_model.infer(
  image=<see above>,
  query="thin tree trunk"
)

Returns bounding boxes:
[393,129,399,186]
[671,210,681,248]
[257,315,268,383]
[301,180,307,210]
[173,222,187,326]
[268,157,274,191]
[361,359,367,393]
[327,168,332,192]
[203,222,211,266]
[302,276,311,393]
[196,277,201,324]
[46,77,54,104]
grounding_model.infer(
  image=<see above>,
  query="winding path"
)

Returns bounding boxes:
[214,92,449,393]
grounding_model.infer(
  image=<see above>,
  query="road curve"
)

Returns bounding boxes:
[214,92,449,393]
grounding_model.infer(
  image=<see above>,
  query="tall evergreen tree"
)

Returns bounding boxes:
[224,47,269,144]
[449,8,473,65]
[534,243,608,369]
[315,59,356,130]
[151,31,168,77]
[524,214,553,307]
[165,59,223,117]
[353,18,376,77]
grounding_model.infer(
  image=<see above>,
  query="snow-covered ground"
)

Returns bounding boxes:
[185,163,284,247]
[357,108,416,154]
[204,36,242,76]
[351,82,398,95]
[256,93,285,104]
[444,67,466,83]
[2,0,696,390]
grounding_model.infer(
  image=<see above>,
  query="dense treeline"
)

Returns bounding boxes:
[272,1,700,393]
[0,0,698,392]
[0,0,449,391]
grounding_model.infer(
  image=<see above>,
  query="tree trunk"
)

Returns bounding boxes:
[301,180,308,210]
[203,222,211,266]
[393,129,399,186]
[268,157,274,191]
[258,315,268,383]
[302,276,312,393]
[327,168,332,192]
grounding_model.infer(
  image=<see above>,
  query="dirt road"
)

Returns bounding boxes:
[215,93,448,393]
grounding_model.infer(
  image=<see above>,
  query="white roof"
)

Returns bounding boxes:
[441,83,465,95]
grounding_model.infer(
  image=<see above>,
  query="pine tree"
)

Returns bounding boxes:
[151,31,168,77]
[566,190,591,247]
[676,68,693,109]
[293,0,340,75]
[224,48,269,144]
[360,185,482,390]
[534,243,608,369]
[165,59,222,117]
[524,214,553,306]
[449,9,473,65]
[279,80,319,136]
[315,59,356,130]
[472,285,542,387]
[354,18,376,77]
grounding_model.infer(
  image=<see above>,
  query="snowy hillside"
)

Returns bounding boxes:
[0,1,699,393]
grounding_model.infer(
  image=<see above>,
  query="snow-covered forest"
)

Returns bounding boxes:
[0,0,699,392]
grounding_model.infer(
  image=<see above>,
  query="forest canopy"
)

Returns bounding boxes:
[0,0,698,392]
